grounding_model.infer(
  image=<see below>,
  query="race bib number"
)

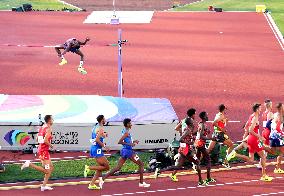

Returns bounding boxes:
[90,139,96,145]
[38,136,44,144]
[97,149,102,154]
[180,143,186,148]
[134,154,140,161]
[196,133,200,140]
[44,164,50,170]
[263,121,267,128]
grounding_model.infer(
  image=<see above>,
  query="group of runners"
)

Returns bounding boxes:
[20,100,284,191]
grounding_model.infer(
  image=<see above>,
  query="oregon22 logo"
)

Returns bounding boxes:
[4,130,30,146]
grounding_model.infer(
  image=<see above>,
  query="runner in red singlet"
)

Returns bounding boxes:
[21,115,55,191]
[227,103,273,182]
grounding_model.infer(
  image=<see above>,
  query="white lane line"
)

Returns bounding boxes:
[253,192,284,196]
[208,120,241,123]
[102,178,266,196]
[24,181,38,184]
[56,0,82,10]
[266,13,284,47]
[263,13,284,51]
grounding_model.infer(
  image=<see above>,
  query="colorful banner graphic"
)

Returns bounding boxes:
[4,130,30,146]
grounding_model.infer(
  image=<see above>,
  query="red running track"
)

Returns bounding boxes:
[0,11,283,140]
[1,164,284,196]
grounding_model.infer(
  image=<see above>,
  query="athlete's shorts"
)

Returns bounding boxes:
[179,150,199,165]
[64,44,80,53]
[269,138,284,147]
[38,150,50,161]
[120,148,135,159]
[262,128,271,146]
[90,147,104,158]
[247,136,263,153]
[212,132,229,143]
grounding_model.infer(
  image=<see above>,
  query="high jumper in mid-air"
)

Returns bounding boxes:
[55,37,90,75]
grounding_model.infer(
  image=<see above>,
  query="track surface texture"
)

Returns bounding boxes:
[1,164,284,196]
[62,0,197,11]
[0,11,283,141]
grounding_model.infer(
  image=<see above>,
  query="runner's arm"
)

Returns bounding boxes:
[44,128,52,147]
[175,122,182,136]
[243,122,249,140]
[192,125,198,135]
[179,129,193,145]
[95,129,106,148]
[268,112,274,121]
[198,123,210,140]
[248,117,261,139]
[78,38,90,45]
[118,132,135,147]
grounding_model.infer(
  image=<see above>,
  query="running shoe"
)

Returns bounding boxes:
[99,177,104,189]
[198,180,208,186]
[88,184,100,190]
[41,186,53,192]
[222,162,231,169]
[78,66,87,75]
[226,150,236,161]
[139,182,150,188]
[274,168,284,174]
[170,173,179,182]
[206,178,216,183]
[59,59,67,66]
[21,160,30,170]
[260,175,273,182]
[84,165,90,178]
[154,168,160,179]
